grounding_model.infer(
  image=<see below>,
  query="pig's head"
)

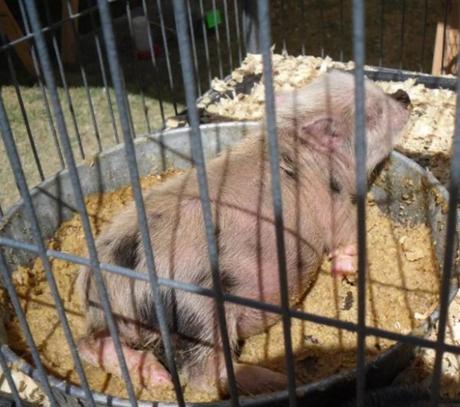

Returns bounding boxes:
[274,70,410,177]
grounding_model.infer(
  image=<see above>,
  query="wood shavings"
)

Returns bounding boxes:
[397,292,460,399]
[0,365,49,406]
[202,53,455,188]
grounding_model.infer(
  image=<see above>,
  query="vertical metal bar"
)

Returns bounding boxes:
[222,0,234,71]
[440,0,450,75]
[242,1,259,54]
[126,3,151,134]
[52,38,86,159]
[420,0,429,72]
[257,1,297,406]
[63,0,103,153]
[155,0,179,115]
[0,253,57,407]
[281,0,287,53]
[199,0,213,88]
[319,0,325,58]
[339,0,344,62]
[17,0,65,170]
[89,7,120,144]
[43,0,86,159]
[186,0,202,96]
[233,0,243,65]
[379,0,385,67]
[0,95,96,407]
[0,347,23,407]
[211,0,224,78]
[22,1,139,405]
[352,0,367,406]
[140,0,167,129]
[398,0,406,69]
[430,48,460,407]
[95,0,185,404]
[2,36,45,181]
[171,0,240,405]
[299,0,306,56]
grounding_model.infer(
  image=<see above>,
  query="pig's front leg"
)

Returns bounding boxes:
[78,336,173,390]
[329,244,357,277]
[328,204,358,277]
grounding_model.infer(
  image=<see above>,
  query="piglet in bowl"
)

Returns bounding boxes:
[77,71,410,397]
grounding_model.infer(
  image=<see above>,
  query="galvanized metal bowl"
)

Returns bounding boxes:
[0,122,458,406]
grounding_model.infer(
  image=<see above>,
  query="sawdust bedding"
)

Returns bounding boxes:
[0,165,440,403]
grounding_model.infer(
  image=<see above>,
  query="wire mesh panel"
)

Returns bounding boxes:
[1,1,460,407]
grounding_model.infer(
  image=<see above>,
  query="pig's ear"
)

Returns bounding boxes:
[300,117,344,153]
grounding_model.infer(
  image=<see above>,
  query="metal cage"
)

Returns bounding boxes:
[1,1,460,406]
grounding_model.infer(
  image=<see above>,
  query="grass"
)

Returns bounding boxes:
[0,81,182,212]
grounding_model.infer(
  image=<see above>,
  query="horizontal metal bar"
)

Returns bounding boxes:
[3,236,458,356]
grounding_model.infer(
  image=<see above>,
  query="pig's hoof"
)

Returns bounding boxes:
[136,352,173,389]
[329,245,357,277]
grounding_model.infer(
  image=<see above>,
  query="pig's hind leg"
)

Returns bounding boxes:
[184,343,288,396]
[78,334,172,389]
[180,300,288,396]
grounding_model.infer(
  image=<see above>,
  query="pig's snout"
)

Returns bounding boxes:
[389,89,411,108]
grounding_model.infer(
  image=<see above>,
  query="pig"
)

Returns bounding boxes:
[76,71,410,398]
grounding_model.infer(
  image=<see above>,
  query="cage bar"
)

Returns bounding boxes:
[242,1,259,54]
[22,0,140,404]
[0,253,58,407]
[257,1,297,406]
[429,50,460,407]
[96,0,186,404]
[352,1,367,407]
[171,0,240,404]
[0,93,96,407]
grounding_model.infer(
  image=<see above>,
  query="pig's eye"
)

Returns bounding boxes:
[366,104,383,128]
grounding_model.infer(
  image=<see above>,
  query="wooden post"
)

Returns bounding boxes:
[0,0,35,76]
[61,0,79,65]
[432,1,460,76]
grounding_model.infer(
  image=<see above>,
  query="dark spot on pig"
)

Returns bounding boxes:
[194,268,238,295]
[140,287,177,332]
[113,233,139,269]
[350,193,357,205]
[280,152,297,180]
[220,269,239,294]
[177,311,205,346]
[149,212,162,223]
[329,176,342,194]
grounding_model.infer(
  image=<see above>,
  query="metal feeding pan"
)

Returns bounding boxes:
[0,122,458,406]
